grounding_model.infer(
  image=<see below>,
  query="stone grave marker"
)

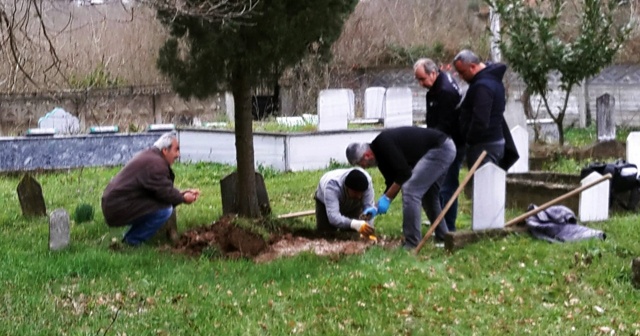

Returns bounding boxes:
[347,89,355,120]
[508,126,529,173]
[383,87,413,128]
[317,89,350,131]
[38,107,80,134]
[472,163,505,230]
[225,91,235,121]
[220,172,271,216]
[151,210,178,244]
[579,171,609,222]
[596,93,616,142]
[626,132,640,167]
[17,174,46,217]
[364,87,386,119]
[49,208,70,251]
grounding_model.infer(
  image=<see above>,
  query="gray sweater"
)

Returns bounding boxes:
[315,168,375,229]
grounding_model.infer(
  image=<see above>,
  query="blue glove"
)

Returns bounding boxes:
[377,195,391,214]
[363,206,378,219]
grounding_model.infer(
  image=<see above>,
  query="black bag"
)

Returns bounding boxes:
[580,159,640,210]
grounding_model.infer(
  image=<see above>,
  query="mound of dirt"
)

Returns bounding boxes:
[166,215,401,263]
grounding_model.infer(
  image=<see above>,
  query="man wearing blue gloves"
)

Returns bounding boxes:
[315,168,377,236]
[346,127,455,249]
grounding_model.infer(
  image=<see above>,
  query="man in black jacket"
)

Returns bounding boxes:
[453,49,518,170]
[414,58,463,231]
[346,127,455,249]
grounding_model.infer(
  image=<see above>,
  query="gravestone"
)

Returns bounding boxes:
[579,172,609,222]
[151,210,178,244]
[364,87,386,119]
[38,107,80,134]
[220,172,271,216]
[49,208,70,251]
[472,163,505,230]
[632,257,640,289]
[383,87,413,128]
[276,116,305,127]
[317,89,350,131]
[508,126,529,174]
[347,89,355,120]
[596,93,616,142]
[17,174,46,217]
[626,132,640,167]
[225,91,235,121]
[302,114,318,125]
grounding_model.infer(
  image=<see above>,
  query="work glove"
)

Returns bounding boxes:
[350,220,375,236]
[377,195,392,214]
[362,206,378,220]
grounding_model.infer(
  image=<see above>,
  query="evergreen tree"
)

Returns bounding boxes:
[156,0,357,218]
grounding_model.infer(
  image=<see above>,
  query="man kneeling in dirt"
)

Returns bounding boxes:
[315,168,376,236]
[101,132,200,246]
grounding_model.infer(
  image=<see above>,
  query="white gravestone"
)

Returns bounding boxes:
[38,108,80,134]
[579,172,609,222]
[472,163,506,230]
[276,116,305,127]
[49,208,70,251]
[596,93,616,142]
[347,89,355,120]
[383,87,413,128]
[224,92,235,121]
[364,87,386,119]
[317,89,350,131]
[627,132,640,167]
[508,126,529,173]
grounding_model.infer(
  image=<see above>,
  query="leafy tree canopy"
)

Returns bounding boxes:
[156,0,358,99]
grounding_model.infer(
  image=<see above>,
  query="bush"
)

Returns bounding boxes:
[73,203,95,224]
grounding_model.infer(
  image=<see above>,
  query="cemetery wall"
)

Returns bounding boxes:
[0,86,227,135]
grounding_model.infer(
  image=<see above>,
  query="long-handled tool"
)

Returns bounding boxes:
[504,173,612,227]
[414,151,488,254]
[277,209,315,219]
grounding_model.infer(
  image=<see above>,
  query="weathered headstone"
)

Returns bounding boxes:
[596,93,616,142]
[626,132,640,167]
[151,210,178,244]
[317,89,350,131]
[220,172,271,216]
[579,171,609,222]
[38,107,80,134]
[364,87,386,119]
[632,257,640,289]
[17,174,46,217]
[383,87,413,128]
[225,91,235,121]
[508,125,529,174]
[472,163,505,230]
[49,208,70,251]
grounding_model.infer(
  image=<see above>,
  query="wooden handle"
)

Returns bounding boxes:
[277,209,315,219]
[415,151,488,254]
[505,173,612,227]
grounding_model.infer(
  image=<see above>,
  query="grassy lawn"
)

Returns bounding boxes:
[1,158,639,335]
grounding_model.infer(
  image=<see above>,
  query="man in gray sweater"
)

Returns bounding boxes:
[315,168,376,236]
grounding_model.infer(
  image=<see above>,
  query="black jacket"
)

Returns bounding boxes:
[426,71,463,147]
[459,63,507,146]
[370,127,448,191]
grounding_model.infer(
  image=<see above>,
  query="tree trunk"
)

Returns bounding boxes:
[231,66,261,218]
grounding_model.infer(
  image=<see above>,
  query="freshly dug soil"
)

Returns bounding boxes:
[166,215,401,262]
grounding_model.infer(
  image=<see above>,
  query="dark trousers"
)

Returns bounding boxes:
[315,198,361,232]
[439,149,464,232]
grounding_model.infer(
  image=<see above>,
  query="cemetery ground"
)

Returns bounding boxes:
[1,128,640,334]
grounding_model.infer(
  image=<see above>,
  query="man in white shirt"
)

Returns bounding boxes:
[315,168,376,235]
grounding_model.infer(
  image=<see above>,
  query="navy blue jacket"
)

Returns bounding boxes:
[370,127,448,191]
[459,63,507,146]
[426,71,462,147]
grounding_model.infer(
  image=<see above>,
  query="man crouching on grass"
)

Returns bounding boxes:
[101,132,200,246]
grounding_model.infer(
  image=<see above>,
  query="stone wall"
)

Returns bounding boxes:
[0,85,227,136]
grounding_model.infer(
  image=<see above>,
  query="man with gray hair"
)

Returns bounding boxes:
[346,126,455,249]
[102,132,200,246]
[452,49,518,170]
[414,57,463,232]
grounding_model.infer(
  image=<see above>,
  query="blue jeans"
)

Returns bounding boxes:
[439,149,464,232]
[401,138,456,248]
[123,207,173,246]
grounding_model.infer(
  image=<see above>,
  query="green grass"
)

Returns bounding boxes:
[1,163,640,335]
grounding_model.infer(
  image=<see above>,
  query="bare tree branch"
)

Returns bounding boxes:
[142,0,259,22]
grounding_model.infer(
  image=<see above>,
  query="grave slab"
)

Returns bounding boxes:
[17,174,46,217]
[317,89,350,131]
[508,126,529,174]
[364,87,386,119]
[49,208,70,251]
[472,163,506,230]
[627,132,640,167]
[383,87,413,128]
[579,172,609,222]
[38,107,80,134]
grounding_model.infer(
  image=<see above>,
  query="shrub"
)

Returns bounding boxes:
[73,203,95,224]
